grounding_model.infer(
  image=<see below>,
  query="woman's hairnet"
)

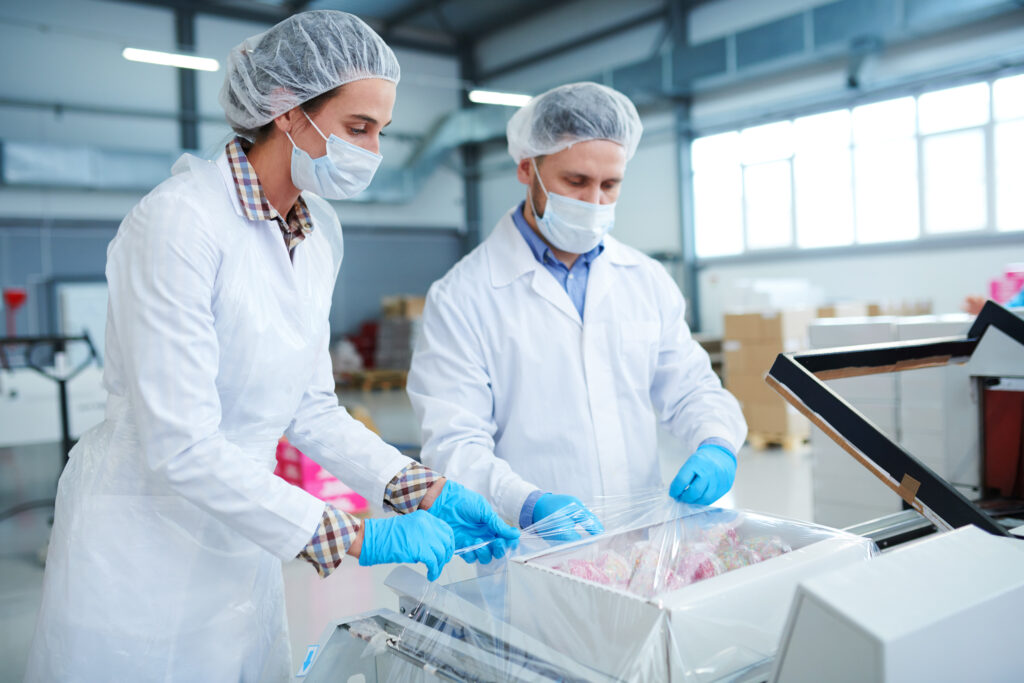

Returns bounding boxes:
[506,82,642,163]
[219,10,400,134]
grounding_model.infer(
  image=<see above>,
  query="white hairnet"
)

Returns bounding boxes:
[506,82,642,163]
[219,10,400,134]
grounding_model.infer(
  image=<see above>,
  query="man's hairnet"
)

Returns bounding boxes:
[506,82,642,163]
[220,10,400,134]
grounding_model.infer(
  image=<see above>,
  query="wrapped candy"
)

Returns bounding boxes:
[717,545,758,571]
[700,523,740,551]
[596,550,632,585]
[743,535,791,561]
[566,558,611,585]
[675,543,725,584]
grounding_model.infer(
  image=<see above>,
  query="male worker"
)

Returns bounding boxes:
[407,82,747,538]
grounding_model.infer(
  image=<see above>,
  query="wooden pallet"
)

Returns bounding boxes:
[339,369,408,392]
[747,431,808,452]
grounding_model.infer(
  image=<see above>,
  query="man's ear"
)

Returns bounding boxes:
[516,158,534,185]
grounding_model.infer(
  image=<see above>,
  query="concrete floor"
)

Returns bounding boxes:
[0,388,812,682]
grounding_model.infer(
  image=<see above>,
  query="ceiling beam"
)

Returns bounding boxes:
[107,0,456,54]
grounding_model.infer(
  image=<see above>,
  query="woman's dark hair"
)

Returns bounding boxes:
[236,85,342,142]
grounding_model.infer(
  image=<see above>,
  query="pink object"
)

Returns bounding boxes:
[567,558,611,585]
[274,440,369,515]
[989,265,1024,304]
[701,524,740,551]
[676,544,725,584]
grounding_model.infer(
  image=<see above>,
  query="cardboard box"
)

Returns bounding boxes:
[725,371,779,405]
[723,309,814,344]
[816,302,868,318]
[508,515,874,682]
[808,318,897,349]
[760,309,815,344]
[722,312,764,341]
[723,340,790,376]
[738,400,810,435]
[380,294,426,319]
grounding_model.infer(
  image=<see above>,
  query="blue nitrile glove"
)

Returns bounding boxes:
[531,493,604,543]
[359,510,455,581]
[427,480,521,564]
[670,444,737,505]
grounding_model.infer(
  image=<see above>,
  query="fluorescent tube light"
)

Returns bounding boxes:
[468,89,532,107]
[122,47,220,72]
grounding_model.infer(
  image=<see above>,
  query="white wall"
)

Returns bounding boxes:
[697,241,1024,337]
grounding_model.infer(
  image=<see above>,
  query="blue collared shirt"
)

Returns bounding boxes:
[511,201,604,320]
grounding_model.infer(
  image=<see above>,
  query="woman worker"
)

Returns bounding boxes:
[25,11,518,682]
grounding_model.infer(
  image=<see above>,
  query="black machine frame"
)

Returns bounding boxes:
[765,301,1024,537]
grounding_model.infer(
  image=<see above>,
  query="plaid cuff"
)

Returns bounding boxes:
[298,504,360,578]
[384,462,441,514]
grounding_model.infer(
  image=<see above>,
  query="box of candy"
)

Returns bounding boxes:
[506,507,875,682]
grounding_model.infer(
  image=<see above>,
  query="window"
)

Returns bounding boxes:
[994,74,1024,232]
[692,132,744,256]
[921,129,987,233]
[692,73,1024,258]
[794,110,854,248]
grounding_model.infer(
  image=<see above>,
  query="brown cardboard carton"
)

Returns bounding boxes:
[725,372,780,406]
[723,313,764,341]
[817,303,868,318]
[740,400,810,435]
[723,341,788,377]
[759,309,815,344]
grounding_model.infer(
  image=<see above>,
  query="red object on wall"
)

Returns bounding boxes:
[983,382,1024,499]
[3,288,28,336]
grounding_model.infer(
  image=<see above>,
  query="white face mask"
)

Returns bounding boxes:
[287,111,382,200]
[529,158,616,254]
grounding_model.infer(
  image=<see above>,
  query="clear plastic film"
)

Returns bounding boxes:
[341,490,878,682]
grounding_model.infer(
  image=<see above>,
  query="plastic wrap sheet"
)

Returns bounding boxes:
[366,491,877,682]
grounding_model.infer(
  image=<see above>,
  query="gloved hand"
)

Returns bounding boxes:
[531,493,604,543]
[358,510,454,581]
[427,480,521,564]
[670,444,737,505]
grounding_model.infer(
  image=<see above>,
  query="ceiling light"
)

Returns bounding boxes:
[122,47,219,72]
[468,89,532,107]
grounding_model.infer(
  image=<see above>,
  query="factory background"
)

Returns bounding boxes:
[2,0,1024,680]
[3,0,1022,341]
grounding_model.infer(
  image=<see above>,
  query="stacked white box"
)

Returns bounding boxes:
[807,319,902,527]
[895,315,978,491]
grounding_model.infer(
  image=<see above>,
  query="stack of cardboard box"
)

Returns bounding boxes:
[374,295,426,370]
[723,309,814,442]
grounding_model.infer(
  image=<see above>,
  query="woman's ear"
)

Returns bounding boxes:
[273,107,303,135]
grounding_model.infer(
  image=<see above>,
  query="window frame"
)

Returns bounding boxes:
[691,69,1024,265]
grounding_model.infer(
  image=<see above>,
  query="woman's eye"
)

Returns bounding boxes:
[379,131,387,138]
[349,127,366,135]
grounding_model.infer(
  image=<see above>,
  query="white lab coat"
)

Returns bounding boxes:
[407,209,747,524]
[25,152,412,682]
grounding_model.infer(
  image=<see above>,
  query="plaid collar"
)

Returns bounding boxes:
[225,136,313,250]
